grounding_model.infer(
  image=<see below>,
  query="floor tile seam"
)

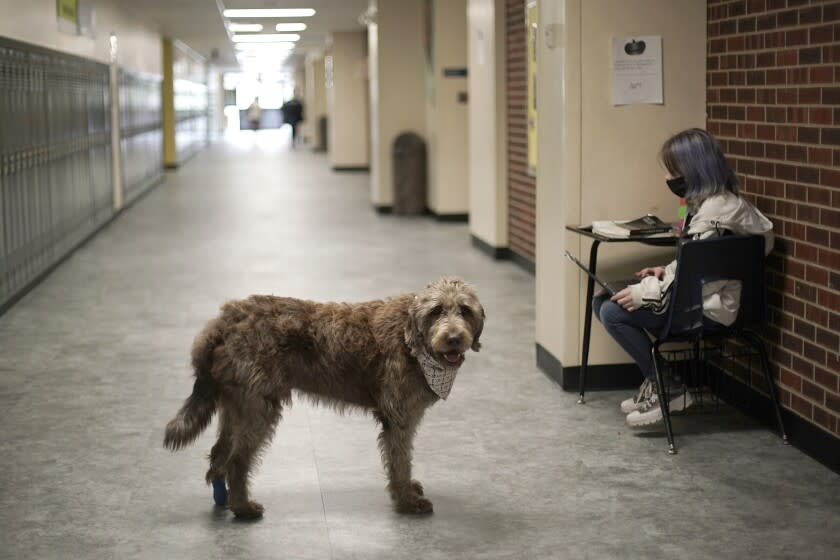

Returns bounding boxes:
[305,405,336,560]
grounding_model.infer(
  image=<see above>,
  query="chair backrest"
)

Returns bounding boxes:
[662,234,767,339]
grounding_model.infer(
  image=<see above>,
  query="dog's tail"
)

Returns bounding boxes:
[163,322,223,451]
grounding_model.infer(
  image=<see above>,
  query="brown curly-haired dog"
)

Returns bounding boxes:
[164,277,484,519]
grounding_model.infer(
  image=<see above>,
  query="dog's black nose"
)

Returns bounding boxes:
[447,336,461,347]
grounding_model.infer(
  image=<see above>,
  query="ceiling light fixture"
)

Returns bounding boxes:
[232,33,300,43]
[223,9,316,18]
[234,42,296,51]
[275,23,307,31]
[228,23,264,32]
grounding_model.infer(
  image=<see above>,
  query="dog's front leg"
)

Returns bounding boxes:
[375,411,432,514]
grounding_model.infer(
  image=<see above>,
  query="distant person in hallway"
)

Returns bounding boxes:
[281,94,304,145]
[592,128,775,428]
[247,97,262,130]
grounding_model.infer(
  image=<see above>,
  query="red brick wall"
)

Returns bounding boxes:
[707,0,840,438]
[506,0,536,263]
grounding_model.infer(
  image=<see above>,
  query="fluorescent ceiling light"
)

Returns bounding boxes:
[228,23,263,32]
[235,42,295,51]
[237,51,291,58]
[232,34,300,43]
[236,46,293,57]
[275,23,307,31]
[237,56,289,65]
[223,9,316,18]
[236,51,294,59]
[237,52,289,61]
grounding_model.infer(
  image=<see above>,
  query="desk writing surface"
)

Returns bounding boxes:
[566,225,679,246]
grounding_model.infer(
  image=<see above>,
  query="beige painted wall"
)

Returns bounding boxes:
[426,0,469,215]
[467,0,507,247]
[0,0,161,75]
[327,31,370,168]
[293,65,305,98]
[536,0,706,366]
[368,0,427,207]
[292,63,306,140]
[305,54,328,147]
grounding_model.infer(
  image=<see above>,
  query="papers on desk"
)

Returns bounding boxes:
[592,215,675,238]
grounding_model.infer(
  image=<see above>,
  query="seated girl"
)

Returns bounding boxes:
[593,128,774,427]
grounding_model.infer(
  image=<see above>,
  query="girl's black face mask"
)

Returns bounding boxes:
[666,176,688,198]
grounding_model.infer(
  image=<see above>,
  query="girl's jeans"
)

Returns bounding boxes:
[592,292,667,381]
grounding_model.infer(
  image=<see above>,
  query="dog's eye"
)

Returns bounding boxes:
[430,305,443,316]
[460,305,472,317]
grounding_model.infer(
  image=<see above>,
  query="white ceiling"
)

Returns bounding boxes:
[119,0,369,69]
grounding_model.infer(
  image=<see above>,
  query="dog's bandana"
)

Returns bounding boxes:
[416,348,460,400]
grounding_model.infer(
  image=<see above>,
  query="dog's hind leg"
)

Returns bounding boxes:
[225,395,282,519]
[206,408,233,488]
[375,411,432,514]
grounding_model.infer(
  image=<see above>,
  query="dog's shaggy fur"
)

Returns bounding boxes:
[164,277,484,519]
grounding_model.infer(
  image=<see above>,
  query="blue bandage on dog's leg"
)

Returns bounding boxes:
[212,479,228,506]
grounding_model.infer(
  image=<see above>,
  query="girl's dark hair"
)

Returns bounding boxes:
[659,128,739,204]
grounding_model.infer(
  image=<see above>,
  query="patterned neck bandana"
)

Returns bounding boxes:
[416,348,460,400]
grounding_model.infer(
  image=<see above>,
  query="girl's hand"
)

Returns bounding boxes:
[610,287,636,311]
[635,266,666,280]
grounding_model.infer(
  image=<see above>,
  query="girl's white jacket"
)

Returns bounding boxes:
[628,193,774,326]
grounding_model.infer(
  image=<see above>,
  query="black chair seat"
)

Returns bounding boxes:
[649,234,788,454]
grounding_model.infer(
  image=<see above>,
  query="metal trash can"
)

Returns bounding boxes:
[392,132,427,215]
[315,115,328,152]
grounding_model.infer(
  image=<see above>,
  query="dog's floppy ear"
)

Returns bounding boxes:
[471,304,485,352]
[405,295,424,356]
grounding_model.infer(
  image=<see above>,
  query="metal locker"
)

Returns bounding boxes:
[0,37,112,313]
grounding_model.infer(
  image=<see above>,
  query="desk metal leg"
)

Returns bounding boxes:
[578,240,600,404]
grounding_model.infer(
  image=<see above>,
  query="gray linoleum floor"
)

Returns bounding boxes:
[1,130,838,560]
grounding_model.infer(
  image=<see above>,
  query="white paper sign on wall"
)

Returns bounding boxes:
[612,36,663,106]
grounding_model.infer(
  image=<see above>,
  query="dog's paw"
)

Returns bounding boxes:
[410,480,424,496]
[395,495,433,515]
[230,500,265,520]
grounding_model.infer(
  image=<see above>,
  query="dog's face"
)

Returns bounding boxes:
[405,277,485,367]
